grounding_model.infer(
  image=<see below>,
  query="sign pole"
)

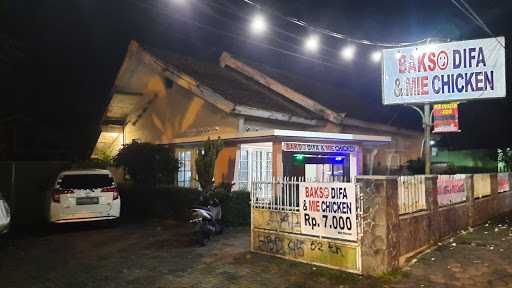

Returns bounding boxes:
[423,104,432,175]
[408,104,433,175]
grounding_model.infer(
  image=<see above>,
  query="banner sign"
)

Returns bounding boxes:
[498,173,510,193]
[299,182,357,241]
[382,37,506,105]
[283,142,356,153]
[437,175,467,206]
[433,102,460,133]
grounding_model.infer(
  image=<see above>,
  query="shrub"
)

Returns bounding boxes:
[118,184,249,226]
[113,142,179,186]
[118,184,202,220]
[208,190,250,226]
[168,187,203,221]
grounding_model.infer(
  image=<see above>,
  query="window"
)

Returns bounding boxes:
[237,145,272,193]
[177,150,192,187]
[238,150,249,190]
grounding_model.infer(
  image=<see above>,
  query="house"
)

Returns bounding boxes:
[93,41,422,188]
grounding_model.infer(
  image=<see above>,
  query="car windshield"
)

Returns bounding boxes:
[59,174,114,189]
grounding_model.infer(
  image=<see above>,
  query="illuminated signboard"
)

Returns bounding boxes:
[382,37,506,105]
[283,142,356,153]
[433,102,460,133]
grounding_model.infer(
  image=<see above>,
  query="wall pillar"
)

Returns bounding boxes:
[465,175,475,227]
[424,175,439,242]
[356,176,399,275]
[272,140,283,179]
[490,173,498,218]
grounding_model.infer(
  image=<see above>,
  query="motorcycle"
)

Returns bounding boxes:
[189,199,223,246]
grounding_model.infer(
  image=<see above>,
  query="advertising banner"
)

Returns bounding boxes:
[498,173,510,193]
[283,142,356,153]
[299,182,357,241]
[433,102,460,133]
[437,175,467,206]
[382,37,506,105]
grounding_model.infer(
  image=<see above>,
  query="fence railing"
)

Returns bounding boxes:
[398,176,427,214]
[437,174,467,206]
[250,177,302,211]
[473,174,492,199]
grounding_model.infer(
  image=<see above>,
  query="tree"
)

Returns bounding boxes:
[113,142,179,186]
[406,158,425,175]
[498,148,512,172]
[195,138,223,192]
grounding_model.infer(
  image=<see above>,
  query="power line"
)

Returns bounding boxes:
[450,0,505,48]
[238,0,437,47]
[127,0,355,73]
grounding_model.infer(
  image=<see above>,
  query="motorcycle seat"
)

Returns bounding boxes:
[191,205,211,212]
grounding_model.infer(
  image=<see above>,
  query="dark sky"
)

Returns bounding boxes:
[2,0,512,159]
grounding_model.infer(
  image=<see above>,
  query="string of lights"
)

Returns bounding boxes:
[205,0,387,63]
[127,0,362,73]
[239,0,436,47]
[130,0,493,70]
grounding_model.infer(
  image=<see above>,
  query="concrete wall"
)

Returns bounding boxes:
[124,83,239,145]
[398,173,512,265]
[250,173,512,275]
[251,208,360,273]
[214,145,238,185]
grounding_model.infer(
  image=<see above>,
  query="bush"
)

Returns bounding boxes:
[118,184,202,220]
[114,142,179,186]
[208,190,250,226]
[118,184,249,226]
[168,187,203,221]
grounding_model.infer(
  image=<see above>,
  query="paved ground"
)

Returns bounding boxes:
[1,213,512,287]
[394,213,512,288]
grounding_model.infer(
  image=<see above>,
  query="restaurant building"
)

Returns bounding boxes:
[93,41,422,188]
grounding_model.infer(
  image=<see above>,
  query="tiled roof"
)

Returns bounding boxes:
[146,48,323,121]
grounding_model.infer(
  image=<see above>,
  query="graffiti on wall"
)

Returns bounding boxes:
[253,230,358,271]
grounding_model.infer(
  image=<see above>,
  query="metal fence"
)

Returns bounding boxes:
[250,177,302,211]
[473,174,492,199]
[397,176,427,214]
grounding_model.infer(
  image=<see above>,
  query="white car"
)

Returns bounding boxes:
[48,169,121,223]
[0,192,10,234]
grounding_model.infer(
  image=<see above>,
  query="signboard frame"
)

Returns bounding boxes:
[381,37,506,106]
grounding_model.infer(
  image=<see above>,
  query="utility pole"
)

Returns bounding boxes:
[409,104,433,175]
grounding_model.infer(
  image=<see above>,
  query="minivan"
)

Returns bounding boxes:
[48,169,121,223]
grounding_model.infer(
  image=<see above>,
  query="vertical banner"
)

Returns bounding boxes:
[498,173,510,193]
[433,102,460,133]
[437,175,467,206]
[299,182,357,241]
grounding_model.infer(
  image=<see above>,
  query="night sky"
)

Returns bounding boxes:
[1,0,511,160]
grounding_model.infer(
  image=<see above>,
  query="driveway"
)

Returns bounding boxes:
[0,219,383,288]
[1,213,512,288]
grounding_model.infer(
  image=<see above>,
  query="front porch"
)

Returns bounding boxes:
[171,129,391,189]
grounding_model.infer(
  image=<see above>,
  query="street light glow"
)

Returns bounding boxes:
[304,35,320,52]
[250,14,267,35]
[371,51,382,62]
[340,45,356,60]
